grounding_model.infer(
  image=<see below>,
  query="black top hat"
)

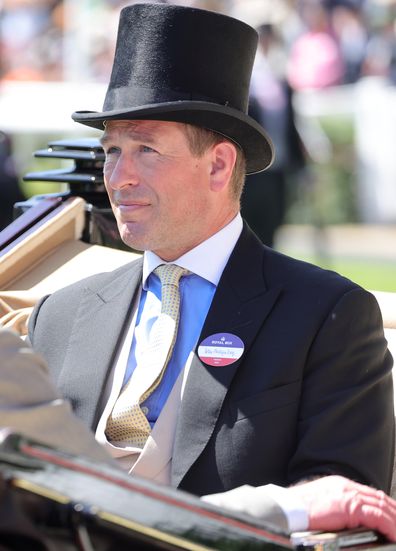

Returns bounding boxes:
[72,3,274,173]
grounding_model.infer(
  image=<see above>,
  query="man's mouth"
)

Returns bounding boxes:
[117,201,150,217]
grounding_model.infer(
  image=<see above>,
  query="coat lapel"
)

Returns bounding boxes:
[57,258,143,429]
[172,226,282,487]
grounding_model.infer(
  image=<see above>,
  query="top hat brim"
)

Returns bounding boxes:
[72,101,274,174]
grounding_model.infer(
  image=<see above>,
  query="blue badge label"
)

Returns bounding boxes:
[198,333,244,366]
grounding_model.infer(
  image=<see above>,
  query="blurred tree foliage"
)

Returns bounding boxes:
[285,115,359,225]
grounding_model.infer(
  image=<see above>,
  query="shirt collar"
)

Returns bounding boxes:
[142,213,243,289]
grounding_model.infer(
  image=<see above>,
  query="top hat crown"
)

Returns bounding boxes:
[72,3,274,173]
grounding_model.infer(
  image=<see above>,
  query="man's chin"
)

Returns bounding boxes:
[119,227,149,253]
[121,236,145,253]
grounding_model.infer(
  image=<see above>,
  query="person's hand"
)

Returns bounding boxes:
[289,476,396,541]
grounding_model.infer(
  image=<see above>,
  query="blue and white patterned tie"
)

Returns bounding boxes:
[106,264,189,448]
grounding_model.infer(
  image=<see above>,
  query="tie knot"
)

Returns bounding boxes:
[154,264,189,287]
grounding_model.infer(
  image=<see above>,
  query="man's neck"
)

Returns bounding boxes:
[143,213,243,288]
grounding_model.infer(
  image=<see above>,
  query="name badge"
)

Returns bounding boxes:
[198,333,244,367]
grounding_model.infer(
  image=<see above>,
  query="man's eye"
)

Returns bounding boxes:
[140,145,156,153]
[105,146,120,156]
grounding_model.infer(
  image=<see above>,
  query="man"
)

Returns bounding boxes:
[28,1,393,510]
[1,328,395,540]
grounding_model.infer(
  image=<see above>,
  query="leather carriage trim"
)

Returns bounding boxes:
[21,441,291,547]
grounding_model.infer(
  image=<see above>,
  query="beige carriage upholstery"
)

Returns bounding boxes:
[0,197,139,334]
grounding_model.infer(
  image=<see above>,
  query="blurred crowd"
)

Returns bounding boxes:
[1,0,395,87]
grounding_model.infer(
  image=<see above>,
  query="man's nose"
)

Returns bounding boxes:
[105,154,139,190]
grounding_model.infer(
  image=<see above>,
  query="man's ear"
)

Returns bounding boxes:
[209,141,237,192]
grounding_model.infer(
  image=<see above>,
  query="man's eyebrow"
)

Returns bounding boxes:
[99,128,157,147]
[99,134,110,146]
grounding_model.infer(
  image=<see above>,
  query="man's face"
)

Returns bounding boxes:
[101,120,235,260]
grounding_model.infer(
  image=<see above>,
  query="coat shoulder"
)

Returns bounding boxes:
[28,256,143,339]
[42,256,142,303]
[264,245,360,295]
